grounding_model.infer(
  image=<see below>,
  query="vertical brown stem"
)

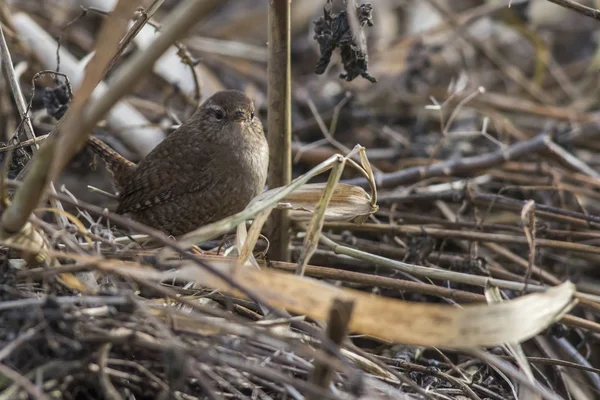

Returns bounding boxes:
[308,298,355,400]
[266,0,292,261]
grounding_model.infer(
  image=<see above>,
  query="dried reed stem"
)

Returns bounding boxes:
[266,0,292,262]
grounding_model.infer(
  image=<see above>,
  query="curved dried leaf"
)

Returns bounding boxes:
[111,257,577,348]
[283,183,377,223]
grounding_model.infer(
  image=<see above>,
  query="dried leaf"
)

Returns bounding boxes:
[485,284,539,400]
[283,183,376,223]
[104,258,577,348]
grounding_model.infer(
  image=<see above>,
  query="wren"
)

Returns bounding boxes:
[88,90,269,236]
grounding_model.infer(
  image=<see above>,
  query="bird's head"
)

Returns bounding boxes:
[200,90,261,136]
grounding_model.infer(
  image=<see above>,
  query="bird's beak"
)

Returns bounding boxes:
[233,110,248,122]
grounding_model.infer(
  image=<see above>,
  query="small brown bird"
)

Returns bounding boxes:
[88,90,269,236]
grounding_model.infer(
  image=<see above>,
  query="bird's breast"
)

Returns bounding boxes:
[241,135,269,194]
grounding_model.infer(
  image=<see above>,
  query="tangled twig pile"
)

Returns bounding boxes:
[0,0,599,399]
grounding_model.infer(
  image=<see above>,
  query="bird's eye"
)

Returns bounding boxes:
[250,112,255,120]
[214,109,224,120]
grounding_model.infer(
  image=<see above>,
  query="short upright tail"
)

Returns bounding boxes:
[87,136,136,191]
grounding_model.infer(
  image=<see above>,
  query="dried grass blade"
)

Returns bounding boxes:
[177,146,376,250]
[176,154,340,247]
[68,0,143,113]
[358,145,378,208]
[237,207,273,266]
[296,155,346,275]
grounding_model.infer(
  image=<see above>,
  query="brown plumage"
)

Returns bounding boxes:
[88,90,269,236]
